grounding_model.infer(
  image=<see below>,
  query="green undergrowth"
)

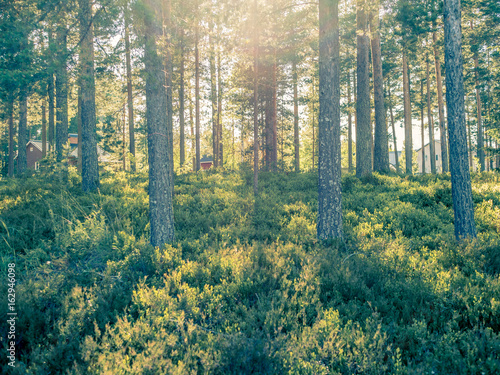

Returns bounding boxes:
[1,167,500,374]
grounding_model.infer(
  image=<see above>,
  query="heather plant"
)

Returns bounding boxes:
[1,170,500,373]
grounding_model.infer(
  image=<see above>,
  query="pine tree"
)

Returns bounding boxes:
[17,90,28,174]
[370,0,389,173]
[253,0,259,195]
[356,0,372,178]
[317,0,342,240]
[178,26,186,168]
[79,0,100,192]
[144,0,174,246]
[7,98,14,177]
[124,2,136,172]
[426,56,436,174]
[432,29,449,172]
[55,14,68,163]
[443,0,476,239]
[293,61,300,172]
[195,0,201,172]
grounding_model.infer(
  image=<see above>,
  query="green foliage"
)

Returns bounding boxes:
[1,170,500,373]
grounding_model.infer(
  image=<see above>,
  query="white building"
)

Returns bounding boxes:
[416,140,498,174]
[416,140,443,174]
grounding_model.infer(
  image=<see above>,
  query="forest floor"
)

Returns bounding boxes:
[1,166,500,374]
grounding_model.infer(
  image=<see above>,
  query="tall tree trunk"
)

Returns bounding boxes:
[42,97,47,157]
[433,30,448,172]
[18,91,28,174]
[217,39,223,166]
[164,0,173,184]
[317,0,342,240]
[209,21,218,167]
[370,1,388,173]
[270,48,278,172]
[495,141,500,168]
[48,30,55,153]
[144,0,174,246]
[179,28,185,168]
[125,4,136,171]
[356,0,372,178]
[293,61,300,172]
[240,106,245,163]
[347,70,353,173]
[79,0,100,192]
[189,87,195,171]
[55,17,68,163]
[122,104,126,170]
[264,75,271,171]
[473,52,485,171]
[403,48,412,175]
[195,3,201,171]
[280,94,284,167]
[426,57,436,173]
[353,69,357,166]
[232,119,235,169]
[421,79,426,174]
[444,0,476,239]
[466,102,473,170]
[253,0,259,195]
[8,97,14,177]
[312,78,315,170]
[77,86,82,172]
[388,81,399,173]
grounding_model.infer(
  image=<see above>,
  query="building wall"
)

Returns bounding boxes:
[417,141,499,174]
[417,141,442,174]
[27,143,43,169]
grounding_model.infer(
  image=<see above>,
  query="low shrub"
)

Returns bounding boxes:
[1,170,500,373]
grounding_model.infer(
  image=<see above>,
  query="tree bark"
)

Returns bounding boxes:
[179,28,185,168]
[473,52,485,171]
[55,17,68,163]
[347,70,353,173]
[122,104,126,170]
[189,86,195,171]
[163,0,174,185]
[195,4,201,172]
[79,0,100,191]
[433,30,448,172]
[48,30,55,153]
[42,97,47,157]
[217,39,223,166]
[125,4,136,171]
[18,91,28,175]
[317,0,342,240]
[293,61,300,172]
[466,102,473,170]
[444,0,476,239]
[144,0,174,246]
[264,72,271,171]
[8,97,14,177]
[403,49,412,175]
[253,0,259,195]
[209,21,218,167]
[387,79,399,173]
[270,42,278,172]
[370,2,388,173]
[311,77,315,170]
[356,0,372,178]
[421,79,425,174]
[426,57,436,173]
[77,86,82,172]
